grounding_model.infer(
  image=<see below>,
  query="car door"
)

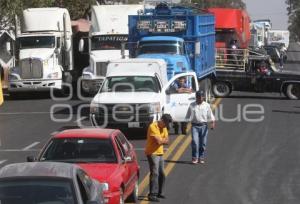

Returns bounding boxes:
[162,72,199,122]
[114,135,131,196]
[116,133,138,195]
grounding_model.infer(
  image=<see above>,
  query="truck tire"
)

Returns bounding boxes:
[285,83,300,100]
[212,82,231,97]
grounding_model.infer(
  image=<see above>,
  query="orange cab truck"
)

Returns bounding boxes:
[207,8,251,70]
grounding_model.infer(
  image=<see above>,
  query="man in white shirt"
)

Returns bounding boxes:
[186,91,216,164]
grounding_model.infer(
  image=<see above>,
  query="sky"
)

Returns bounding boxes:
[242,0,289,30]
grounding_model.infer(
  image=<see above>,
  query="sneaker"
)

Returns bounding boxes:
[148,195,160,202]
[199,158,205,164]
[157,194,166,199]
[191,158,199,164]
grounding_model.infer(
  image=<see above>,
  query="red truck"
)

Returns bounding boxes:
[207,8,251,49]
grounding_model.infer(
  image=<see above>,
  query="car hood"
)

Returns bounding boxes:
[78,163,120,183]
[273,70,300,78]
[92,92,162,104]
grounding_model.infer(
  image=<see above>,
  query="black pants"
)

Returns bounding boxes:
[173,122,187,134]
[147,154,165,196]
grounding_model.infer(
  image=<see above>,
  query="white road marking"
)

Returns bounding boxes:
[0,160,7,165]
[0,112,51,115]
[22,142,40,150]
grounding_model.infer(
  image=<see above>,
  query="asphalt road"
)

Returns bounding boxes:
[1,42,300,204]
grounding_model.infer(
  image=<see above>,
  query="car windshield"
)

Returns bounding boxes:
[18,36,55,49]
[0,179,76,204]
[137,41,184,55]
[91,35,128,50]
[40,138,117,163]
[101,76,160,93]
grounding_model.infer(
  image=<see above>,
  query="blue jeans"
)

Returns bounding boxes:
[191,125,208,159]
[147,155,165,196]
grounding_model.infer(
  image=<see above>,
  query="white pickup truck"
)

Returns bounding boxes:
[90,58,199,129]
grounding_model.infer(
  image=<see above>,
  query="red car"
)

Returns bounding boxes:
[35,128,140,204]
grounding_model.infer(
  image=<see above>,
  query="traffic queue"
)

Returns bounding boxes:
[0,2,300,204]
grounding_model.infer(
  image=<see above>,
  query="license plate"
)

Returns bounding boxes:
[128,122,140,128]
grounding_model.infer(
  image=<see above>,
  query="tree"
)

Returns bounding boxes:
[0,0,23,30]
[286,0,300,41]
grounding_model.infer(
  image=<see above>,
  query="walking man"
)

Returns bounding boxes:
[187,91,215,164]
[145,114,172,202]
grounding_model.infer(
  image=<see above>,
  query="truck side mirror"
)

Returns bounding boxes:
[79,39,84,52]
[54,48,59,55]
[121,42,126,59]
[195,41,201,55]
[6,42,11,52]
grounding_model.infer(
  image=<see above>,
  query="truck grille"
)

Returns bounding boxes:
[20,58,43,79]
[95,103,152,122]
[95,62,108,77]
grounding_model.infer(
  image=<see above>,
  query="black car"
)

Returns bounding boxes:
[0,162,105,204]
[212,56,300,99]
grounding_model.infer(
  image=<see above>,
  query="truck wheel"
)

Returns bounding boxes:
[212,82,231,97]
[286,84,300,100]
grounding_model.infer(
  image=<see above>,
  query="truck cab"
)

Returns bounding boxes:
[135,36,190,79]
[128,3,215,98]
[8,8,73,94]
[90,58,199,129]
[80,5,143,95]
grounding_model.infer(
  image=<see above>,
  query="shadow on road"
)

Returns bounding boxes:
[227,95,287,100]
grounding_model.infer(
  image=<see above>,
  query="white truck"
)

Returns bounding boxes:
[8,8,73,94]
[267,30,290,49]
[90,58,199,129]
[80,4,144,95]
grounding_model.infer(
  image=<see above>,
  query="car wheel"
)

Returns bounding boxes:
[212,82,231,97]
[126,180,138,203]
[119,188,124,204]
[286,84,300,100]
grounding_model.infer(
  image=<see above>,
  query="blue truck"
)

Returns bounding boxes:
[128,3,216,96]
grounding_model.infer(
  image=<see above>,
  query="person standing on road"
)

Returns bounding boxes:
[186,91,215,164]
[172,77,192,135]
[145,114,172,202]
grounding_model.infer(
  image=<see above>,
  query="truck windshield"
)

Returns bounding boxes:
[91,35,128,50]
[18,36,55,49]
[101,76,160,93]
[138,41,184,55]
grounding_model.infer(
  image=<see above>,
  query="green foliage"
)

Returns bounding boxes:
[0,0,97,30]
[286,0,300,40]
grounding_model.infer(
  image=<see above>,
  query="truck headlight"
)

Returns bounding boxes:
[149,102,161,113]
[47,72,59,79]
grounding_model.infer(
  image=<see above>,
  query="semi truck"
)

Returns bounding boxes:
[90,3,215,129]
[267,30,290,49]
[128,3,216,97]
[207,8,251,70]
[79,4,144,95]
[8,8,73,95]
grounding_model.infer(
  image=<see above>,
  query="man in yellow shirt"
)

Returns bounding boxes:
[145,114,172,202]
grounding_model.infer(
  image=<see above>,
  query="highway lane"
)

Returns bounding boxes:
[0,42,299,203]
[153,91,300,204]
